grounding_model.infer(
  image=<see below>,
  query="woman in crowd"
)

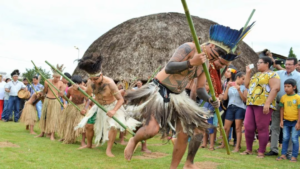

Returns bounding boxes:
[241,56,280,158]
[220,66,238,145]
[220,72,247,152]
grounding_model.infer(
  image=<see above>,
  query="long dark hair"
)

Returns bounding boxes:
[226,65,238,82]
[259,56,273,69]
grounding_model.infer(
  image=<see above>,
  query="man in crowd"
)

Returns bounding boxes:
[0,75,6,119]
[3,70,27,122]
[296,60,300,72]
[30,76,44,119]
[262,49,285,71]
[265,58,300,160]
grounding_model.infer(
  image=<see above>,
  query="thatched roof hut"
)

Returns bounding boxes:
[73,12,258,81]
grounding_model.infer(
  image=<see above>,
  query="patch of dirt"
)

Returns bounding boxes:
[133,152,168,159]
[147,143,165,146]
[194,162,220,169]
[0,141,20,148]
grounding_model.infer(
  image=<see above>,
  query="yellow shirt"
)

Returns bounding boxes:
[246,71,280,110]
[279,94,300,121]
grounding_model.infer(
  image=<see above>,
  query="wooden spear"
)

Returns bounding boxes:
[181,0,230,154]
[44,61,136,136]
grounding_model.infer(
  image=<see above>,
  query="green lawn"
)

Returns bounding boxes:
[0,121,299,169]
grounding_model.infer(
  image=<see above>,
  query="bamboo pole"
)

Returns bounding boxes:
[44,61,136,136]
[31,61,82,112]
[181,0,230,155]
[31,63,64,107]
[26,77,37,94]
[146,66,161,84]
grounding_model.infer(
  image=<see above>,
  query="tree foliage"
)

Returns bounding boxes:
[22,67,51,85]
[288,47,297,58]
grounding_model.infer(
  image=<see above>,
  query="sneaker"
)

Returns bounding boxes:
[265,151,278,156]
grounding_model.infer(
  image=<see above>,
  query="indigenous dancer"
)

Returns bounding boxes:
[75,53,141,157]
[20,92,42,134]
[124,24,251,169]
[36,64,65,141]
[59,75,88,146]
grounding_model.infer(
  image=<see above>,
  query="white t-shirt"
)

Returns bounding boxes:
[5,80,26,96]
[0,81,6,100]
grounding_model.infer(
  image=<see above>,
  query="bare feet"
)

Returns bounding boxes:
[46,133,51,138]
[124,138,137,161]
[106,151,115,157]
[120,140,127,145]
[183,163,199,169]
[50,135,55,141]
[35,133,45,138]
[30,132,37,135]
[78,145,92,150]
[81,142,87,147]
[141,148,151,153]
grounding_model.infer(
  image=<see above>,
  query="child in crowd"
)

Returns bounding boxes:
[276,79,300,162]
[20,92,42,134]
[200,82,222,151]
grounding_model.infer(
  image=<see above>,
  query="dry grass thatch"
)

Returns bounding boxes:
[73,12,258,81]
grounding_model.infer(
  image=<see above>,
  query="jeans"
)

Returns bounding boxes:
[3,96,20,122]
[36,101,42,119]
[282,120,299,158]
[1,100,8,119]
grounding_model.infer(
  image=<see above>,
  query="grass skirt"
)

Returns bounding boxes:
[75,101,141,146]
[39,98,61,133]
[59,103,85,144]
[20,102,37,126]
[125,83,212,137]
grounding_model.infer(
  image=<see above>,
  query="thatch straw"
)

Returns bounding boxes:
[73,12,258,80]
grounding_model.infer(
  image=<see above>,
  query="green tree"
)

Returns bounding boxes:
[22,67,51,85]
[288,47,297,58]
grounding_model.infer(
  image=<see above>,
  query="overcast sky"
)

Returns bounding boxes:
[1,0,299,78]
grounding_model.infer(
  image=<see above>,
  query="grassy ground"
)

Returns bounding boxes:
[0,121,299,169]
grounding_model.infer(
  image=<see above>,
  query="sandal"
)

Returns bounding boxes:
[240,151,253,155]
[276,156,286,161]
[216,146,225,149]
[257,154,264,158]
[290,159,297,162]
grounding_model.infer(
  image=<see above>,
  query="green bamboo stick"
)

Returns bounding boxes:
[26,77,37,94]
[44,61,136,136]
[31,63,64,107]
[31,61,81,112]
[181,0,230,155]
[146,66,161,84]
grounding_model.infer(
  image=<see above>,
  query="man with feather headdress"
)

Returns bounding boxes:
[3,70,27,122]
[35,64,65,141]
[124,22,254,169]
[74,52,141,157]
